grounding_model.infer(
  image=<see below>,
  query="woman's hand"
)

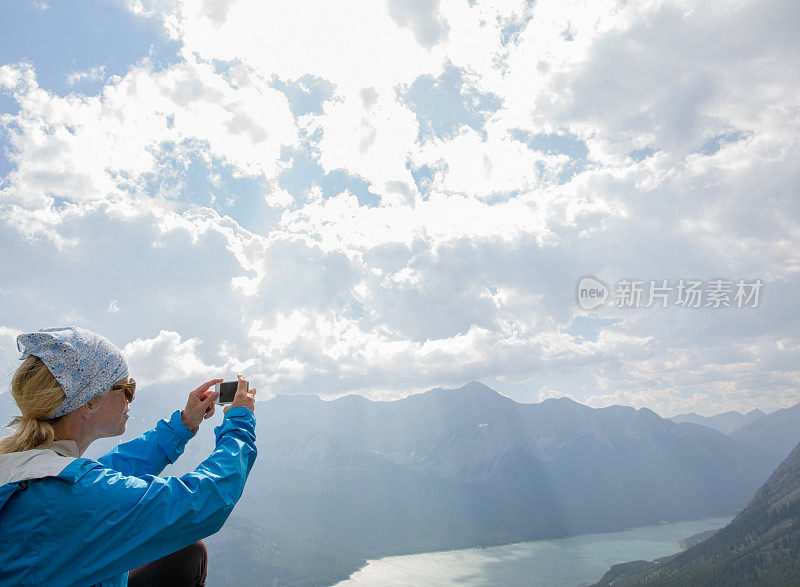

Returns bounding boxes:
[223,373,256,414]
[181,378,223,434]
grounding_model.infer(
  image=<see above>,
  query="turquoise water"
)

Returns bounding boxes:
[336,516,733,586]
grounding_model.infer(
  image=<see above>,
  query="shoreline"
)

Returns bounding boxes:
[335,514,735,585]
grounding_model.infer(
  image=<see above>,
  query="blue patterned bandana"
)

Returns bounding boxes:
[14,326,129,420]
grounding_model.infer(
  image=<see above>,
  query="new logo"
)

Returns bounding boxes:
[577,276,608,310]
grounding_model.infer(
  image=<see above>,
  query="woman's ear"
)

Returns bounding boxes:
[82,396,102,416]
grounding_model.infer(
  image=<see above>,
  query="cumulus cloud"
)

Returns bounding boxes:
[387,0,450,49]
[0,56,298,209]
[312,89,419,203]
[123,329,221,385]
[245,306,649,398]
[0,0,798,416]
[158,0,444,92]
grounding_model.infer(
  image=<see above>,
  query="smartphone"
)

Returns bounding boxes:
[215,380,248,405]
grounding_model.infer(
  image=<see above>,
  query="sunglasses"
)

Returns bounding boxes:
[110,379,136,403]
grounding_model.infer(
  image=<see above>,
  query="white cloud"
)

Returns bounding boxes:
[520,0,800,163]
[388,0,450,49]
[0,57,298,208]
[276,169,625,255]
[167,0,444,92]
[247,307,632,397]
[313,90,420,202]
[66,65,106,86]
[0,0,798,416]
[123,329,222,385]
[411,126,548,198]
[537,385,576,403]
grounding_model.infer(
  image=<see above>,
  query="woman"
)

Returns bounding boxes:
[0,326,258,586]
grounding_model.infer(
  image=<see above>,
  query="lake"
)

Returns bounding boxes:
[336,516,733,586]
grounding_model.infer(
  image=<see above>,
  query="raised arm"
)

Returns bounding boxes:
[96,378,222,477]
[96,409,195,477]
[38,406,257,587]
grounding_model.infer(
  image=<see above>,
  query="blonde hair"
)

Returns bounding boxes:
[0,356,69,454]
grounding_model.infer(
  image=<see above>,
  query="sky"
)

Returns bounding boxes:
[0,0,797,417]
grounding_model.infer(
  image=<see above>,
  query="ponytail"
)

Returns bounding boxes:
[0,356,65,454]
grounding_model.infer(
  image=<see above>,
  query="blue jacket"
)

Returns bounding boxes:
[0,406,257,586]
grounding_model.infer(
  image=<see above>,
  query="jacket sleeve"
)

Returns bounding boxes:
[38,406,257,587]
[96,409,195,477]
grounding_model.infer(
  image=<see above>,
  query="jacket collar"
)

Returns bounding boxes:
[0,440,80,487]
[36,439,80,458]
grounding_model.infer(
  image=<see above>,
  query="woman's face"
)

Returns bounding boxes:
[92,376,132,438]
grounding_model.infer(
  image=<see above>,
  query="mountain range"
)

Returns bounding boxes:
[668,403,800,469]
[147,383,796,584]
[670,408,766,435]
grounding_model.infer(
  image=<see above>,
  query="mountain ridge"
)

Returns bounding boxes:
[670,408,767,436]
